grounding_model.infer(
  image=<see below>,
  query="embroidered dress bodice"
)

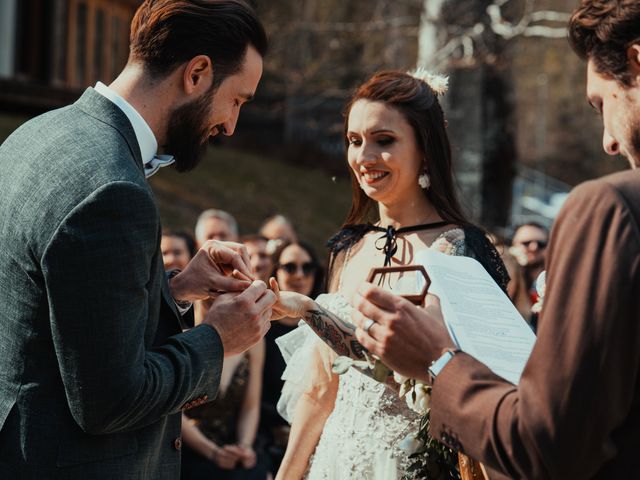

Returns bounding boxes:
[306,293,421,480]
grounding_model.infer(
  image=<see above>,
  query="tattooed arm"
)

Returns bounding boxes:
[303,306,366,360]
[269,280,366,360]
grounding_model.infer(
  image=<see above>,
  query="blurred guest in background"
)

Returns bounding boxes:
[161,229,199,329]
[196,209,239,245]
[259,215,297,254]
[181,300,268,480]
[242,234,273,283]
[510,222,548,304]
[491,236,532,324]
[271,242,323,301]
[510,222,548,329]
[161,229,197,271]
[257,241,324,476]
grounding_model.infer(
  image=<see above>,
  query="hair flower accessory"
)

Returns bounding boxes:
[408,67,449,95]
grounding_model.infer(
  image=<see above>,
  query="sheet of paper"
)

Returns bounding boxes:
[415,250,536,385]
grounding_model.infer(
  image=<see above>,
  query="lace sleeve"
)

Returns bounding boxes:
[431,226,510,292]
[327,224,373,293]
[462,226,510,292]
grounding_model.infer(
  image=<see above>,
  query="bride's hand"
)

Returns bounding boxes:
[269,278,310,320]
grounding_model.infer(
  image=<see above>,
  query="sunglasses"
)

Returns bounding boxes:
[520,240,547,249]
[278,262,317,276]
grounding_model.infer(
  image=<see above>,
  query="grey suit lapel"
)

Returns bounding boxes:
[76,88,185,331]
[74,88,145,176]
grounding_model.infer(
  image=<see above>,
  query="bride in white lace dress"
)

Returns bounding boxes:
[270,70,508,480]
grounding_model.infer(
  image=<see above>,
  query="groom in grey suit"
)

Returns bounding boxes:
[0,1,273,478]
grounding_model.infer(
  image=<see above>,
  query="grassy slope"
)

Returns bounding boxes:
[0,114,30,142]
[1,114,352,256]
[148,146,352,256]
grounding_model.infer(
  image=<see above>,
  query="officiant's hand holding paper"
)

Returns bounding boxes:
[351,283,455,383]
[170,240,254,302]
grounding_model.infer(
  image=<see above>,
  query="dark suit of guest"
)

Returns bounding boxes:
[430,170,640,479]
[0,88,223,479]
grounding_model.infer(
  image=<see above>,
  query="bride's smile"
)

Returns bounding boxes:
[360,168,389,185]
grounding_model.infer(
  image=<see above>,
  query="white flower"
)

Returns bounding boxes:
[398,434,422,455]
[531,270,546,313]
[398,379,412,399]
[404,381,431,415]
[407,67,449,95]
[393,371,409,385]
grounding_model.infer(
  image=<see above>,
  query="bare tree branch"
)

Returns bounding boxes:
[419,0,571,69]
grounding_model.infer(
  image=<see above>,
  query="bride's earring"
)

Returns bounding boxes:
[418,172,430,190]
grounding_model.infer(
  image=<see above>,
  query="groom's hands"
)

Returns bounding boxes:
[170,240,254,303]
[169,240,276,356]
[204,280,276,357]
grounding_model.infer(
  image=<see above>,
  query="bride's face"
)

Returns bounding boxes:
[346,99,423,205]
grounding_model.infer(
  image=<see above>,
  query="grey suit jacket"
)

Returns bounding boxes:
[0,88,224,479]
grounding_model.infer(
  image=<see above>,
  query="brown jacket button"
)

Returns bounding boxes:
[174,436,182,451]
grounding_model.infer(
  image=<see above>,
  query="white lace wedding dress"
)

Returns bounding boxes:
[277,293,422,480]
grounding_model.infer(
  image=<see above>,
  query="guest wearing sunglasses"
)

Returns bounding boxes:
[511,222,548,303]
[510,222,548,328]
[257,241,324,477]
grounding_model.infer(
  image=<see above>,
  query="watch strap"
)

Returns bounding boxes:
[428,348,461,384]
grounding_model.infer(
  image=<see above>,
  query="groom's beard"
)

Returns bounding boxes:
[165,89,215,173]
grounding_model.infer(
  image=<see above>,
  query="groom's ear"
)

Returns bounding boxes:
[628,45,640,84]
[182,55,213,96]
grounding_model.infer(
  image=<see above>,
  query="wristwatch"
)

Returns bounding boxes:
[428,349,461,384]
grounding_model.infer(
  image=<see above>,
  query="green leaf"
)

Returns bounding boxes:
[332,356,353,375]
[372,359,392,383]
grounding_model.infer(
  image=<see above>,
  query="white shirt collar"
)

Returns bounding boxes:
[94,82,158,166]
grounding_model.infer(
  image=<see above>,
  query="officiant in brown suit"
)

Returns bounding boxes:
[350,1,640,478]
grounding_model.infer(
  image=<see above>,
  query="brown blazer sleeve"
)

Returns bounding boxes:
[430,176,640,479]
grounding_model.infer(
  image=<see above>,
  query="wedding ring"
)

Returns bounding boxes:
[363,318,375,334]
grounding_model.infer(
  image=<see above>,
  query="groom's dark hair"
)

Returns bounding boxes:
[129,0,268,89]
[568,0,640,86]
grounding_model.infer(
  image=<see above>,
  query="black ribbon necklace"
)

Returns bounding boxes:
[370,221,449,266]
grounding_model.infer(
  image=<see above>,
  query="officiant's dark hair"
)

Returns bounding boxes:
[342,71,470,228]
[129,0,267,89]
[569,0,640,86]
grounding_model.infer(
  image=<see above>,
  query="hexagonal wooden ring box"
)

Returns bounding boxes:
[366,264,431,306]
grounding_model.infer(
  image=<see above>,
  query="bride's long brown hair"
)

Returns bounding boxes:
[342,71,470,228]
